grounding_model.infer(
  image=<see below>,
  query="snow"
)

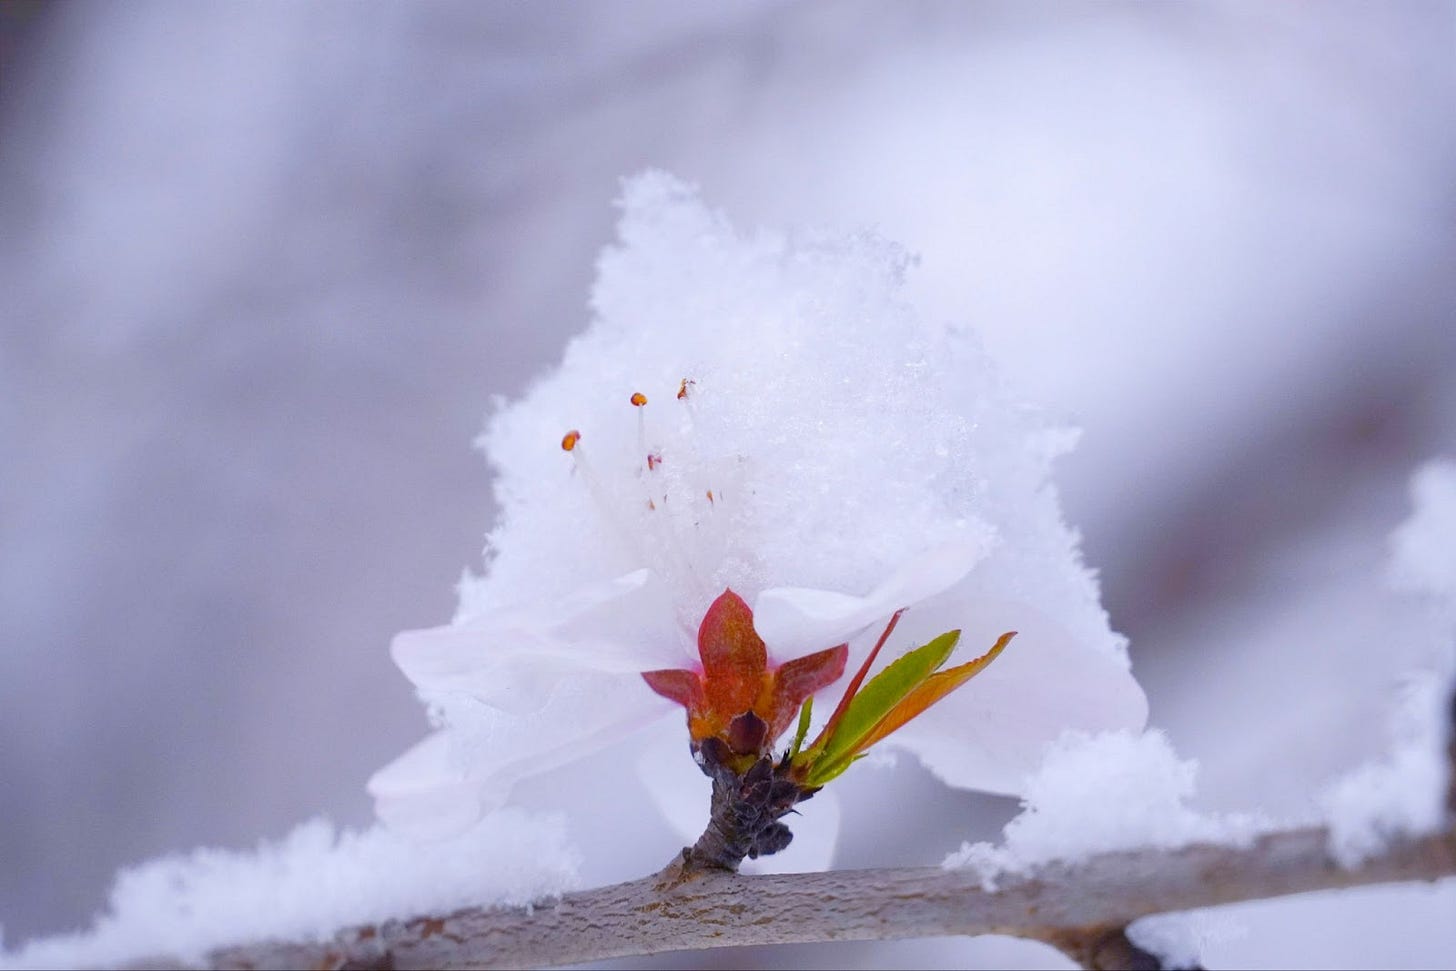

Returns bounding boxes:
[1127,912,1243,971]
[1,166,1151,969]
[1389,460,1456,601]
[0,811,578,970]
[4,6,1452,961]
[943,730,1267,888]
[945,458,1456,965]
[1320,461,1456,867]
[1321,673,1448,867]
[4,172,1150,967]
[373,172,1145,840]
[473,171,1123,652]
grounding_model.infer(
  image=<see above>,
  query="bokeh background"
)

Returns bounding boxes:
[2,2,1454,967]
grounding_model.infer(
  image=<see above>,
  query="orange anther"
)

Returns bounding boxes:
[677,378,694,400]
[561,430,581,452]
[647,453,662,471]
[630,392,648,407]
[647,498,656,511]
[706,489,715,504]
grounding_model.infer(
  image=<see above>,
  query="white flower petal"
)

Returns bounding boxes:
[636,722,708,847]
[375,672,676,839]
[543,568,687,668]
[392,569,689,712]
[367,731,486,840]
[752,537,990,657]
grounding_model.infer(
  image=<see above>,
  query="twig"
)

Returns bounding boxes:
[124,685,1455,971]
[175,823,1456,971]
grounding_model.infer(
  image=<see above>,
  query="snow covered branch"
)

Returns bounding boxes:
[167,808,1456,970]
[124,679,1454,971]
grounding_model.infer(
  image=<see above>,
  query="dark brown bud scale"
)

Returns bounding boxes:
[680,738,821,873]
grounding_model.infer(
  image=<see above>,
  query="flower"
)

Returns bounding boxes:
[368,173,1148,866]
[368,526,987,842]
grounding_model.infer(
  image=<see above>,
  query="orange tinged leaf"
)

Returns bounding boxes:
[641,668,703,711]
[853,630,1016,753]
[643,589,853,758]
[696,589,768,718]
[811,608,903,754]
[766,643,847,741]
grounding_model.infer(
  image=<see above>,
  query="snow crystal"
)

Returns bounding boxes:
[465,170,1124,667]
[1127,911,1244,971]
[0,811,578,970]
[943,731,1267,887]
[1320,460,1455,868]
[1389,459,1456,601]
[1322,670,1450,868]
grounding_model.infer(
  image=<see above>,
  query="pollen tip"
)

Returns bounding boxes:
[706,488,715,504]
[677,378,694,400]
[561,430,581,452]
[630,392,648,407]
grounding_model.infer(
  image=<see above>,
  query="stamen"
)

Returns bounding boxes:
[559,429,661,575]
[557,384,724,625]
[631,388,657,465]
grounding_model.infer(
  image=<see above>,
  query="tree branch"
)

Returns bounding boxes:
[122,686,1453,971]
[174,823,1456,971]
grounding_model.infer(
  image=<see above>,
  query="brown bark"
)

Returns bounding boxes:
[119,687,1454,971]
[161,824,1456,971]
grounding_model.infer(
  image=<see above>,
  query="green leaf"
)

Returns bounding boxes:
[851,630,1015,753]
[788,695,813,760]
[805,629,960,785]
[810,608,904,755]
[803,751,866,786]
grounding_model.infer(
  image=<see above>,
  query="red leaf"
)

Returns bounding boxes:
[696,589,768,717]
[766,644,848,741]
[641,668,704,711]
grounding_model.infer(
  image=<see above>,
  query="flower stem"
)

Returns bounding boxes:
[681,745,816,872]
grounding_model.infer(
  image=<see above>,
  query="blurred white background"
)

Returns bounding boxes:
[2,2,1454,966]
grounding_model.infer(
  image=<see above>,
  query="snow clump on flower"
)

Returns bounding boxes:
[371,171,1147,848]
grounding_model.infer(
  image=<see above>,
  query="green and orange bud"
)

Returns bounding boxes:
[790,626,1016,787]
[646,586,1014,873]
